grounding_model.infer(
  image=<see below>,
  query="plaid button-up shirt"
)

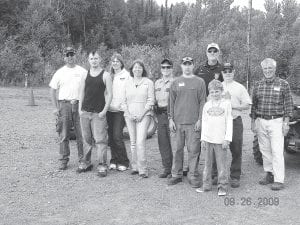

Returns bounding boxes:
[250,77,293,119]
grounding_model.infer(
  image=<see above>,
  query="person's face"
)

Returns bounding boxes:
[209,89,222,100]
[206,47,219,61]
[64,52,75,65]
[112,58,122,71]
[181,61,194,75]
[132,63,143,78]
[88,53,101,68]
[262,62,276,79]
[161,63,173,77]
[222,69,234,82]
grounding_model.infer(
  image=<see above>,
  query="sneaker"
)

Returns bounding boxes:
[230,179,240,188]
[188,179,201,188]
[167,177,182,186]
[139,173,148,178]
[76,163,93,173]
[196,187,211,193]
[109,163,117,170]
[117,165,127,171]
[218,187,227,196]
[97,165,108,177]
[158,172,171,178]
[59,162,67,170]
[212,177,218,185]
[259,172,274,185]
[271,182,284,191]
[131,170,139,175]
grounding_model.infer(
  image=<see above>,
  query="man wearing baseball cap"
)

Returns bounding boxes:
[154,58,174,178]
[168,57,206,188]
[195,43,223,95]
[49,46,87,170]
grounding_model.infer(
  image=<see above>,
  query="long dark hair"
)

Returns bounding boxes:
[110,53,125,75]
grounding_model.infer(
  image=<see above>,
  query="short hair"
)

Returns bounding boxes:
[110,53,125,74]
[261,58,276,68]
[129,60,148,77]
[208,80,224,92]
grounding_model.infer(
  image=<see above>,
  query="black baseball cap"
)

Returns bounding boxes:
[161,58,173,66]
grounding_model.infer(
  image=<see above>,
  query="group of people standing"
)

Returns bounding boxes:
[49,42,293,196]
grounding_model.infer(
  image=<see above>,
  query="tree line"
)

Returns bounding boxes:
[1,0,300,90]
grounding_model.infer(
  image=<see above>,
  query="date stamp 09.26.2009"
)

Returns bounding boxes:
[223,197,280,207]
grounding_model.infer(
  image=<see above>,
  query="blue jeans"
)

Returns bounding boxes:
[203,143,228,190]
[157,112,173,173]
[172,124,201,180]
[107,111,129,167]
[58,101,83,164]
[80,111,108,165]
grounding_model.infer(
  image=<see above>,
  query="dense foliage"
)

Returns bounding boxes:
[0,0,300,89]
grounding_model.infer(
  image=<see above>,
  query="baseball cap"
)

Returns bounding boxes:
[223,62,234,71]
[207,43,220,52]
[64,47,76,55]
[181,57,194,64]
[161,58,173,66]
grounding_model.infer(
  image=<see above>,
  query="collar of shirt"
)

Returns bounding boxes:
[263,76,277,84]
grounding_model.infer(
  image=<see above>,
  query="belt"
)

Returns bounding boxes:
[59,100,79,104]
[257,115,283,120]
[157,106,168,114]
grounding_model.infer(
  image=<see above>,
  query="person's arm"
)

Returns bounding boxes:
[50,88,59,115]
[136,79,154,122]
[78,73,87,115]
[232,85,252,111]
[99,72,112,118]
[168,80,177,132]
[223,101,233,150]
[250,84,258,133]
[195,79,207,131]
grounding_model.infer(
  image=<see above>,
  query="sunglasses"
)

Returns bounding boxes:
[66,52,75,57]
[208,50,218,54]
[223,70,233,73]
[161,66,172,69]
[182,61,193,65]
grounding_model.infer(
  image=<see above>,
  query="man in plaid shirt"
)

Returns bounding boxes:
[251,58,293,191]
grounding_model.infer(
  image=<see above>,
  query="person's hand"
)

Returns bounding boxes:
[251,120,257,133]
[135,114,144,122]
[169,118,176,132]
[194,120,201,131]
[222,140,230,150]
[128,113,136,121]
[98,110,106,118]
[282,122,290,136]
[201,141,207,151]
[53,109,59,116]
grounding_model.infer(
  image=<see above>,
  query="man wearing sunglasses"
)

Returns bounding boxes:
[195,43,223,95]
[221,63,251,188]
[168,57,206,188]
[49,47,87,170]
[154,59,174,178]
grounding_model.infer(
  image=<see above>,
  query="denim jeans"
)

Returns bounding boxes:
[107,111,129,167]
[172,124,201,180]
[256,117,285,183]
[212,116,243,180]
[203,143,228,190]
[125,115,151,175]
[80,111,108,165]
[157,113,173,173]
[58,101,83,164]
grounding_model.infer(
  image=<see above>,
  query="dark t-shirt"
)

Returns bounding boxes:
[195,61,223,95]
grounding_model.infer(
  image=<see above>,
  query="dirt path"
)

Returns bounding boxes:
[1,87,300,225]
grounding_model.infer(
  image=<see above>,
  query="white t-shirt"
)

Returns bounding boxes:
[49,65,87,100]
[222,81,252,119]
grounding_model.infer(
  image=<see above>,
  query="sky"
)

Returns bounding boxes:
[155,0,300,12]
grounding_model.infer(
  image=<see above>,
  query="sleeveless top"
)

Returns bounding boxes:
[82,70,106,113]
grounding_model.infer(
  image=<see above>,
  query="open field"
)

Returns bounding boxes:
[1,87,300,225]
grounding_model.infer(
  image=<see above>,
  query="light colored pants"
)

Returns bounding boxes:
[125,115,151,175]
[256,117,285,183]
[80,111,108,165]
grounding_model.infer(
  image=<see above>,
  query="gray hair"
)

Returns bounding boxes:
[261,58,277,68]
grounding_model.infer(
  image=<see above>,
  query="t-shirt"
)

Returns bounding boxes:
[49,65,87,100]
[169,75,206,124]
[201,99,233,144]
[222,81,252,119]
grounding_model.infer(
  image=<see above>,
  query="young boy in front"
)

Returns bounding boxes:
[196,80,232,196]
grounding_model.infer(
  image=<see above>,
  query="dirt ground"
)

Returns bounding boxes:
[1,87,300,225]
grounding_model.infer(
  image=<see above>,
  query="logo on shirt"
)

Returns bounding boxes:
[207,107,225,116]
[179,82,185,87]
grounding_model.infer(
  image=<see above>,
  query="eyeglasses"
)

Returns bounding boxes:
[161,66,172,69]
[112,60,120,63]
[182,61,193,65]
[207,50,218,53]
[66,52,75,57]
[223,70,233,73]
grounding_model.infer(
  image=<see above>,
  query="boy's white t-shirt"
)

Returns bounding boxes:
[201,99,233,144]
[49,65,87,100]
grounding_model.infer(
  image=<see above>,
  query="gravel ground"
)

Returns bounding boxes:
[1,87,300,225]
